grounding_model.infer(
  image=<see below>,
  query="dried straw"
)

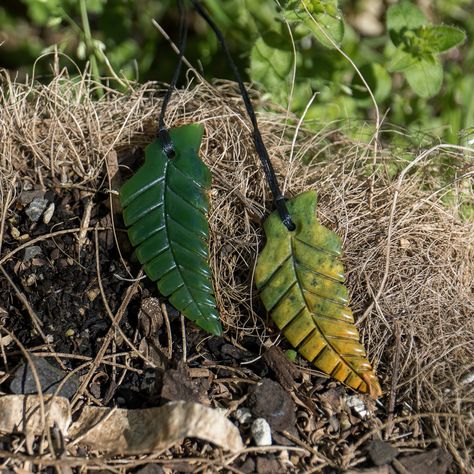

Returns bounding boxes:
[0,69,473,470]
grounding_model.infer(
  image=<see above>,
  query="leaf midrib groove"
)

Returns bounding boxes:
[163,159,209,321]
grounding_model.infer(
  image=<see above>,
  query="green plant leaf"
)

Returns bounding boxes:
[120,124,222,336]
[387,48,418,72]
[283,0,344,48]
[387,1,427,47]
[255,191,381,398]
[304,15,345,49]
[404,55,443,98]
[250,37,293,104]
[416,25,466,54]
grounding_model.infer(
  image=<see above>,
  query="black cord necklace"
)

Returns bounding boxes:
[120,0,382,398]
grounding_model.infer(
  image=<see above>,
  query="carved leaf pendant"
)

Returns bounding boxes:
[255,191,381,398]
[120,124,222,336]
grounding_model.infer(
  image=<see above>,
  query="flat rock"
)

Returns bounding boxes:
[25,197,48,222]
[256,456,281,473]
[239,457,256,474]
[24,246,42,262]
[19,189,44,206]
[346,467,395,474]
[398,448,452,474]
[135,464,164,474]
[368,440,399,466]
[160,364,208,404]
[248,378,296,432]
[10,356,79,399]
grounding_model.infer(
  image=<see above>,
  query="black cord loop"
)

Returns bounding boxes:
[189,0,295,231]
[158,0,187,158]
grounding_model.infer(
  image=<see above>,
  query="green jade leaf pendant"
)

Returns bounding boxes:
[120,124,222,336]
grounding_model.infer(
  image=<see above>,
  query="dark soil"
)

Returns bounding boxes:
[0,176,453,473]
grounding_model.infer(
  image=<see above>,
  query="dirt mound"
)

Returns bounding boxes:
[0,70,472,472]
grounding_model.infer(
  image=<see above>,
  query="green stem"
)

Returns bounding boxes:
[79,0,103,97]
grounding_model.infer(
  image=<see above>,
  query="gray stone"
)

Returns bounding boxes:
[368,440,399,466]
[23,246,42,262]
[10,356,79,399]
[19,190,44,206]
[234,407,252,424]
[135,464,164,474]
[251,418,272,446]
[25,197,48,222]
[248,378,296,431]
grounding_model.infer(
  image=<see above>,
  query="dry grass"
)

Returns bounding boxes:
[0,68,473,471]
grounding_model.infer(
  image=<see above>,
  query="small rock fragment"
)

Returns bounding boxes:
[345,394,370,419]
[160,365,205,404]
[24,246,42,262]
[43,202,55,224]
[19,189,43,206]
[256,456,281,473]
[234,407,252,424]
[87,288,100,302]
[26,197,48,222]
[135,465,164,474]
[239,457,256,474]
[368,440,399,466]
[345,467,394,474]
[10,227,20,239]
[398,448,452,474]
[10,356,79,399]
[249,378,296,431]
[251,418,272,446]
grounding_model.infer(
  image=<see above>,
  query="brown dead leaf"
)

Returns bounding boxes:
[69,400,243,454]
[0,395,71,434]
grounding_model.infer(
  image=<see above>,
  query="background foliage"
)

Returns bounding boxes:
[0,0,472,144]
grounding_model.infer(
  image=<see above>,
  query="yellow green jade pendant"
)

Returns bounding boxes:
[120,124,222,336]
[255,191,381,398]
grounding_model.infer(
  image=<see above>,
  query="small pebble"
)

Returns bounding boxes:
[10,227,20,239]
[24,246,42,262]
[368,440,399,466]
[65,328,75,337]
[251,418,272,446]
[235,407,252,424]
[26,197,48,222]
[345,395,370,419]
[19,189,42,205]
[10,356,79,399]
[43,202,55,224]
[87,288,100,302]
